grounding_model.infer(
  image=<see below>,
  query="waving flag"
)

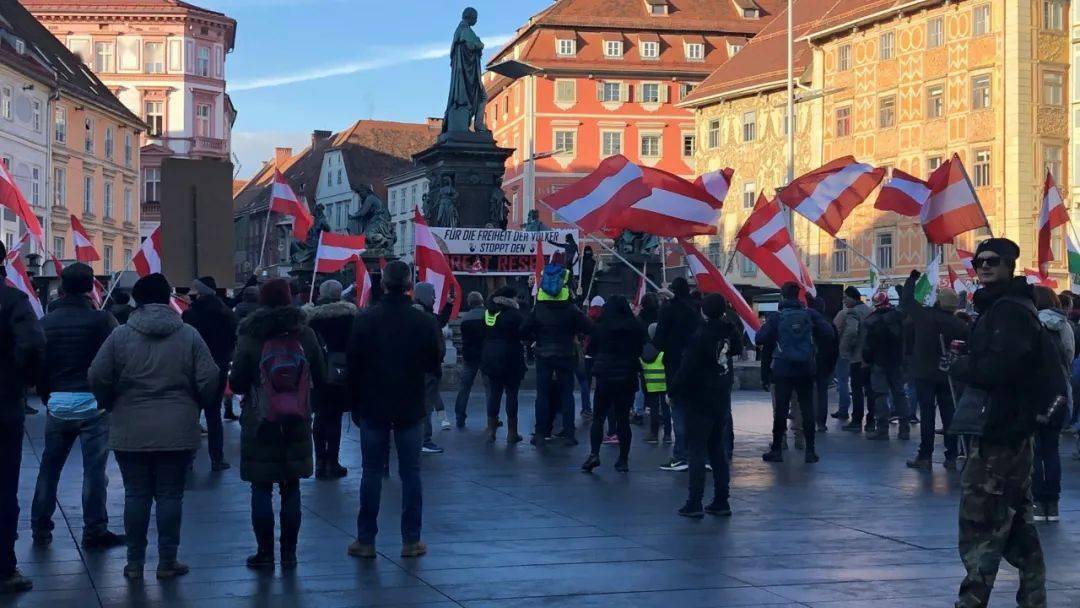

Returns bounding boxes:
[695,167,735,203]
[169,295,189,314]
[633,263,647,311]
[531,239,545,297]
[540,155,646,233]
[69,214,100,262]
[1037,171,1068,278]
[1066,232,1080,276]
[913,252,941,306]
[736,194,815,296]
[313,232,366,273]
[777,156,885,236]
[355,259,372,308]
[921,154,988,244]
[0,161,43,245]
[947,265,971,294]
[1025,269,1059,289]
[269,169,313,240]
[604,166,729,237]
[90,277,106,308]
[956,248,977,280]
[414,209,461,320]
[132,225,162,277]
[680,239,762,342]
[3,255,43,318]
[875,169,929,217]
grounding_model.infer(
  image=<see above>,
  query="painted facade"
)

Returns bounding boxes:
[0,63,49,256]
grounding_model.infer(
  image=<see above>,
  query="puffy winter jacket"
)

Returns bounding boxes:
[182,294,238,369]
[521,299,591,368]
[457,305,486,365]
[862,306,905,368]
[588,310,646,382]
[38,295,117,402]
[0,282,44,420]
[653,296,700,384]
[834,302,870,363]
[480,296,526,381]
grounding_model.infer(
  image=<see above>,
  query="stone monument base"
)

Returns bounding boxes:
[413,131,514,229]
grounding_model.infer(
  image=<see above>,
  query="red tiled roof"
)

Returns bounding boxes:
[807,0,929,39]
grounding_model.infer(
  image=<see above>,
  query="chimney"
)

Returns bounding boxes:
[274,147,293,167]
[426,117,443,130]
[311,130,332,147]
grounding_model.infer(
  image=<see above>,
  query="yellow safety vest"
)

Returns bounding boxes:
[640,352,666,393]
[536,269,571,302]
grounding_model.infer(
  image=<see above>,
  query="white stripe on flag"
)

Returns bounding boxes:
[74,231,92,247]
[747,212,787,247]
[426,270,446,310]
[142,240,161,273]
[631,189,716,224]
[271,181,298,203]
[318,244,363,261]
[922,179,974,222]
[795,163,873,221]
[889,177,931,205]
[555,162,642,222]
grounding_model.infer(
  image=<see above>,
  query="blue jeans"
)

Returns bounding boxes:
[357,419,423,544]
[535,358,575,438]
[834,357,851,415]
[251,481,300,550]
[114,450,191,564]
[633,390,645,416]
[31,413,111,539]
[454,362,480,423]
[575,359,592,413]
[671,397,687,461]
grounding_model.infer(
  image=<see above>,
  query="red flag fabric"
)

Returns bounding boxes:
[947,265,972,294]
[540,154,647,233]
[354,257,372,308]
[1025,269,1059,289]
[70,214,100,262]
[90,277,106,308]
[313,232,366,273]
[1038,171,1068,278]
[531,239,545,297]
[3,255,43,318]
[49,254,63,277]
[414,209,461,320]
[0,161,43,245]
[377,257,388,271]
[736,194,816,296]
[694,167,735,203]
[132,226,162,277]
[269,170,313,241]
[777,156,885,236]
[921,154,988,244]
[603,165,727,237]
[679,238,762,341]
[875,169,929,217]
[956,248,977,280]
[169,295,189,314]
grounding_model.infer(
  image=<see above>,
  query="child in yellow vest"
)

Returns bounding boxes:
[641,323,671,444]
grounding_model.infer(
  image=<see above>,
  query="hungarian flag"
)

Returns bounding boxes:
[69,214,100,262]
[913,252,941,306]
[132,226,163,277]
[540,154,646,233]
[777,156,885,236]
[531,239,545,297]
[414,209,461,320]
[313,232,366,273]
[355,258,372,308]
[735,194,816,296]
[875,169,929,217]
[3,255,43,318]
[921,154,988,244]
[1037,171,1068,278]
[1025,269,1059,289]
[604,166,730,237]
[1066,232,1080,275]
[956,248,977,280]
[679,238,762,342]
[269,169,313,240]
[0,160,43,245]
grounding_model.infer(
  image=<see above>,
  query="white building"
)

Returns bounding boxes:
[385,167,429,264]
[0,62,49,253]
[314,148,359,233]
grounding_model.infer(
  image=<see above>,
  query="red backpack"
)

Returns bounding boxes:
[256,334,311,423]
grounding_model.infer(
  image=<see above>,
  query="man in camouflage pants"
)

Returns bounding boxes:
[948,238,1046,608]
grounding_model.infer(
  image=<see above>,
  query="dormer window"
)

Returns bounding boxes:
[685,42,705,61]
[604,39,624,58]
[647,0,670,15]
[555,32,577,56]
[732,0,763,19]
[729,44,743,55]
[639,33,661,59]
[743,8,760,18]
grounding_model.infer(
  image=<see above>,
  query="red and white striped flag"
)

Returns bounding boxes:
[695,167,735,203]
[70,215,100,262]
[736,194,816,296]
[540,155,647,233]
[313,232,366,273]
[3,255,43,318]
[169,295,189,314]
[921,154,988,244]
[269,170,313,240]
[680,239,762,342]
[49,254,63,277]
[1037,171,1068,278]
[531,239,545,297]
[0,160,43,245]
[1025,269,1059,289]
[947,265,972,294]
[132,226,163,277]
[90,277,106,308]
[956,248,977,280]
[414,209,461,320]
[875,169,929,217]
[605,166,729,237]
[778,156,885,236]
[355,259,372,308]
[633,263,647,311]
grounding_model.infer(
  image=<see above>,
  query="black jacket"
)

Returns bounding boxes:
[588,311,646,382]
[671,317,739,414]
[0,283,45,420]
[304,300,357,355]
[902,272,970,382]
[862,306,905,368]
[458,305,486,365]
[653,296,700,384]
[182,294,238,369]
[108,302,133,325]
[637,305,659,333]
[480,296,526,381]
[38,295,117,403]
[233,301,258,324]
[521,299,591,368]
[950,277,1042,447]
[347,293,442,426]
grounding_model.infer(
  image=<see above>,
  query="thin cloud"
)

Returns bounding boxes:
[230,33,513,92]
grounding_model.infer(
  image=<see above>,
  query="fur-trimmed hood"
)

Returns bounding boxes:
[239,306,308,340]
[302,300,357,321]
[492,296,519,310]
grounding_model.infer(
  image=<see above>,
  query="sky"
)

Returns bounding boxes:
[198,0,553,179]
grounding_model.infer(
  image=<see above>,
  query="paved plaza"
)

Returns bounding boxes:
[4,390,1080,608]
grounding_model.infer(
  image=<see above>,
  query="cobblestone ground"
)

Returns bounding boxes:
[5,390,1080,607]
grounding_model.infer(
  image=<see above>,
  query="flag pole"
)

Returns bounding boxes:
[255,208,274,271]
[99,256,132,310]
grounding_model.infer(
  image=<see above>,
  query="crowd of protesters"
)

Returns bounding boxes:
[0,236,1071,608]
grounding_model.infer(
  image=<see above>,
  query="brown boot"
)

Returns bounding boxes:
[506,417,522,444]
[486,417,499,443]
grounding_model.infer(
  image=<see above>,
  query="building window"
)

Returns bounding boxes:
[30,167,40,206]
[973,149,991,187]
[555,79,575,103]
[30,100,40,132]
[168,38,183,71]
[197,46,211,76]
[124,187,132,221]
[641,41,660,59]
[604,40,623,58]
[740,253,756,277]
[742,111,756,142]
[103,245,113,274]
[94,41,114,72]
[144,101,164,136]
[640,134,661,158]
[54,107,66,143]
[728,43,743,56]
[123,248,132,263]
[104,127,114,160]
[556,38,576,56]
[928,18,944,47]
[875,232,893,269]
[971,74,992,109]
[600,81,622,102]
[1043,72,1064,105]
[124,133,133,167]
[103,182,113,218]
[838,44,851,71]
[144,42,164,73]
[880,32,894,60]
[601,131,623,156]
[973,5,991,35]
[640,82,660,103]
[927,85,944,118]
[144,167,160,202]
[742,7,760,18]
[1044,0,1065,30]
[1,86,11,120]
[84,118,95,154]
[743,181,756,209]
[685,43,705,61]
[679,82,697,99]
[117,37,138,70]
[651,3,668,15]
[708,119,720,148]
[879,95,896,128]
[833,241,848,273]
[1045,145,1062,180]
[67,38,90,61]
[927,156,944,174]
[195,103,211,137]
[53,167,65,207]
[554,130,575,154]
[83,174,93,215]
[835,106,851,137]
[682,133,696,158]
[53,237,65,259]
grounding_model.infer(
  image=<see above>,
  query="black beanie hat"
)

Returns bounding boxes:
[132,273,172,306]
[844,285,862,301]
[975,238,1020,268]
[702,293,728,319]
[60,262,94,295]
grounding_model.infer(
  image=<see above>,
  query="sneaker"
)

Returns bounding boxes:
[0,570,32,593]
[660,458,688,472]
[842,421,862,432]
[909,415,920,425]
[23,404,38,415]
[762,449,783,463]
[421,442,444,454]
[705,463,713,471]
[644,433,659,445]
[889,415,900,424]
[602,434,619,445]
[804,451,820,464]
[347,540,376,559]
[1047,501,1060,522]
[677,503,704,519]
[1034,503,1048,522]
[156,561,190,580]
[82,531,125,550]
[455,418,466,429]
[401,541,427,558]
[440,419,452,430]
[906,456,932,470]
[211,461,231,472]
[704,500,732,516]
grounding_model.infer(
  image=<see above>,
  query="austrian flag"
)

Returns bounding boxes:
[921,154,989,244]
[70,214,100,262]
[270,170,314,240]
[607,165,731,238]
[313,232,366,273]
[540,155,646,233]
[875,169,930,217]
[736,194,815,296]
[132,226,163,277]
[778,156,885,236]
[1037,171,1068,278]
[414,209,461,320]
[679,239,762,342]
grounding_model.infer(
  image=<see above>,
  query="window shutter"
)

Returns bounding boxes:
[659,84,669,103]
[596,81,604,101]
[621,83,630,102]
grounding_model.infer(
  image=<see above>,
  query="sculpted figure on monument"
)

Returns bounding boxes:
[442,7,488,135]
[429,175,460,228]
[487,181,510,230]
[350,185,396,251]
[290,204,332,266]
[522,209,548,232]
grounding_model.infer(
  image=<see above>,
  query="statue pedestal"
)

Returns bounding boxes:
[589,253,662,301]
[413,131,514,229]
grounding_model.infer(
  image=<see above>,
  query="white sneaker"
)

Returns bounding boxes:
[440,418,452,430]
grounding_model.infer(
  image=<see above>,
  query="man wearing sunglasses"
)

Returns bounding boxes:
[946,238,1046,608]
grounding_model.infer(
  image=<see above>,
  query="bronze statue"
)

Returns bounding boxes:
[522,209,548,232]
[615,230,660,256]
[350,185,396,252]
[290,204,332,267]
[443,7,488,135]
[429,175,460,227]
[487,182,510,230]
